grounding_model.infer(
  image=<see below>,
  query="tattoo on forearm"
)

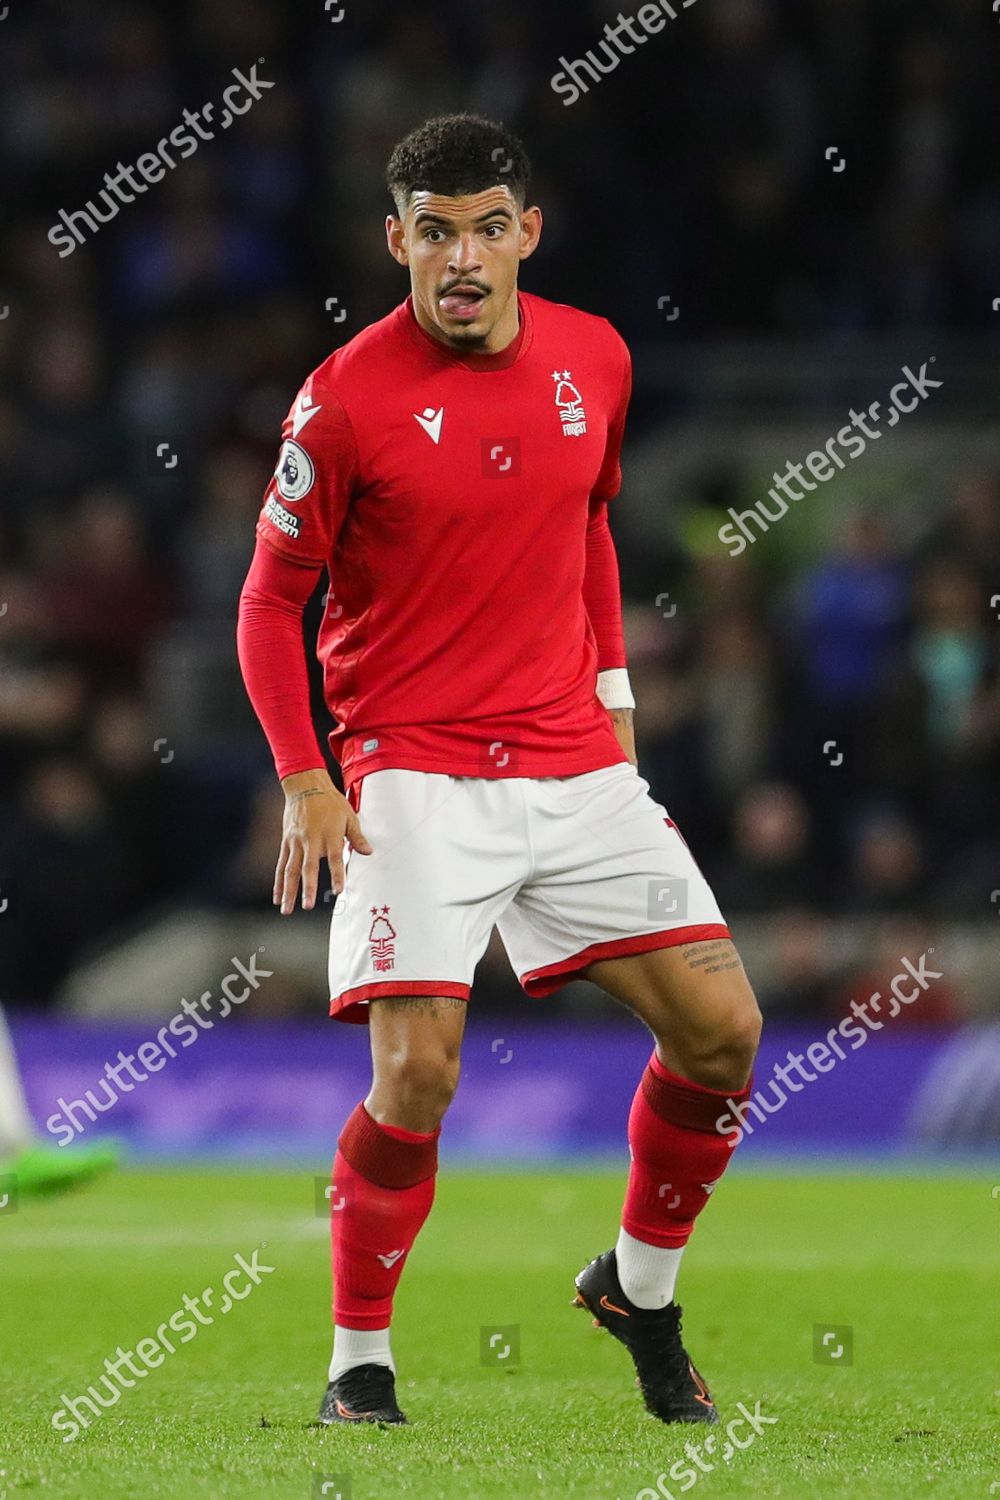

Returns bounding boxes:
[680,939,743,976]
[288,788,326,804]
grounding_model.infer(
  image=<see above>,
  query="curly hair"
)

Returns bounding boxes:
[386,114,531,214]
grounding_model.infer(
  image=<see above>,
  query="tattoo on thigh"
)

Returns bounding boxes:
[374,995,466,1014]
[679,939,743,976]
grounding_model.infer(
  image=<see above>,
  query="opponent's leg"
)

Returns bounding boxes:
[0,1006,119,1197]
[0,1006,34,1158]
[574,937,761,1423]
[319,995,466,1425]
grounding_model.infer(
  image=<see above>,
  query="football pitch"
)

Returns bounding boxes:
[2,1166,996,1499]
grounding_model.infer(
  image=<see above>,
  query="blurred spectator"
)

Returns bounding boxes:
[180,445,262,620]
[911,558,991,753]
[841,811,928,915]
[828,918,963,1027]
[17,315,112,504]
[0,759,129,1003]
[40,488,168,692]
[89,695,178,907]
[788,512,908,718]
[919,468,1000,594]
[755,907,840,1022]
[871,557,1000,862]
[697,607,777,811]
[712,783,823,912]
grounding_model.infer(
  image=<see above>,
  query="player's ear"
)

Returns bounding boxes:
[386,214,409,267]
[518,205,543,262]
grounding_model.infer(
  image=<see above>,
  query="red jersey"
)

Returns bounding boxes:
[255,291,632,789]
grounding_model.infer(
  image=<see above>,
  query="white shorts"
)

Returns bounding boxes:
[328,762,730,1022]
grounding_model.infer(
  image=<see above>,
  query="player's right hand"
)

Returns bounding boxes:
[275,768,372,914]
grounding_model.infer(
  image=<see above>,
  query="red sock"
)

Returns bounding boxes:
[622,1052,752,1249]
[331,1103,439,1330]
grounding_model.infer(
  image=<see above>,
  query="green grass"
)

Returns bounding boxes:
[1,1167,997,1499]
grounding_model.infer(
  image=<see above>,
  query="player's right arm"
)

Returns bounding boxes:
[236,374,369,913]
[237,541,372,912]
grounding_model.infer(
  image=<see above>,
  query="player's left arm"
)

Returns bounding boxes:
[605,704,636,765]
[585,500,636,765]
[585,336,636,766]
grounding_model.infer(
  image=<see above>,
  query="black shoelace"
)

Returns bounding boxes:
[631,1302,693,1385]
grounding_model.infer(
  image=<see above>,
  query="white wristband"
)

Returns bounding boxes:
[597,668,635,711]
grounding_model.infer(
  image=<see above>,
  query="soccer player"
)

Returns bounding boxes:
[237,115,761,1428]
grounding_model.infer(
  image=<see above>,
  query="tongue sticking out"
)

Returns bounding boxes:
[440,290,486,320]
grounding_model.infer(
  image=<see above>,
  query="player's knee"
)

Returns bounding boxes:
[377,1048,461,1130]
[679,993,763,1093]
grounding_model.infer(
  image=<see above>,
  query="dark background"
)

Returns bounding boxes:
[1,0,998,1026]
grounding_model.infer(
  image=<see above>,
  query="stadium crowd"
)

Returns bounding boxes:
[1,0,998,1010]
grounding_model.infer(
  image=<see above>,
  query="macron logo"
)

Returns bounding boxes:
[377,1249,405,1268]
[414,406,445,445]
[291,392,322,438]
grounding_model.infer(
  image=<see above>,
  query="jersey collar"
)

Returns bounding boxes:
[399,292,533,371]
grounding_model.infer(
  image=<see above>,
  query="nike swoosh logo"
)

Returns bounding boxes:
[599,1294,630,1318]
[335,1398,376,1421]
[413,407,444,445]
[291,392,322,437]
[377,1249,404,1268]
[689,1362,714,1408]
